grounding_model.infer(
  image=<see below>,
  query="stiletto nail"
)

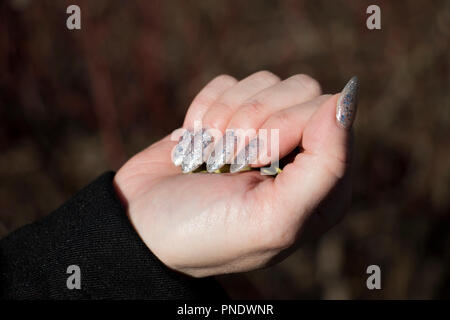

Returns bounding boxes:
[173,130,193,166]
[201,129,214,162]
[336,76,359,129]
[230,138,260,173]
[181,129,213,173]
[206,130,236,172]
[181,151,198,173]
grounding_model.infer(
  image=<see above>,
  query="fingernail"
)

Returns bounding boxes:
[336,76,359,129]
[181,151,199,173]
[230,138,260,173]
[173,130,193,166]
[181,129,213,173]
[206,130,236,172]
[201,129,214,162]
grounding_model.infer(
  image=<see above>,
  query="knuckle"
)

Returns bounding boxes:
[212,74,237,87]
[207,118,224,130]
[273,109,292,127]
[211,99,234,115]
[253,70,280,86]
[192,92,216,108]
[203,97,236,127]
[289,74,322,96]
[322,153,349,180]
[242,99,266,116]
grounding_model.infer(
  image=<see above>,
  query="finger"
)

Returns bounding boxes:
[201,71,280,131]
[183,74,237,128]
[179,71,280,172]
[227,74,322,132]
[248,95,331,169]
[259,77,358,228]
[174,75,236,168]
[208,74,321,172]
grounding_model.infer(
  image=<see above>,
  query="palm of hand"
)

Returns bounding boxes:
[115,125,349,277]
[115,136,297,277]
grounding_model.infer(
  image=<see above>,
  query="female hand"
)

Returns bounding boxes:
[114,71,358,277]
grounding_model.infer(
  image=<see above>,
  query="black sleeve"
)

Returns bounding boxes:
[0,172,228,300]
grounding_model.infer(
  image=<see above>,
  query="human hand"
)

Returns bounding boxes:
[114,71,358,277]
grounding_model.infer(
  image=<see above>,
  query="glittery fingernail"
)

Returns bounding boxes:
[336,76,359,129]
[230,138,260,173]
[206,130,236,173]
[181,129,213,173]
[172,130,193,166]
[181,151,199,173]
[201,129,214,162]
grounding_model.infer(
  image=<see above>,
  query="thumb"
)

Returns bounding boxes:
[273,76,358,217]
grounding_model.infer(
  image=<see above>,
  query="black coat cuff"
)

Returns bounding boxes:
[0,172,228,299]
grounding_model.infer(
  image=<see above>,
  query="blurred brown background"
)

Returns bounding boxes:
[0,0,449,299]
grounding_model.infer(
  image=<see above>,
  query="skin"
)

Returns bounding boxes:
[114,71,353,278]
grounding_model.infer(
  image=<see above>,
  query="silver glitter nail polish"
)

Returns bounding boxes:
[201,129,214,162]
[172,130,193,166]
[181,129,214,173]
[206,130,236,172]
[230,138,260,173]
[181,151,198,173]
[336,76,359,129]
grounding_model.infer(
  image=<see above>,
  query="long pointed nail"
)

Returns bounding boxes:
[206,130,236,172]
[181,129,213,173]
[201,129,214,162]
[230,138,260,173]
[336,76,359,129]
[181,151,199,173]
[173,130,193,166]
